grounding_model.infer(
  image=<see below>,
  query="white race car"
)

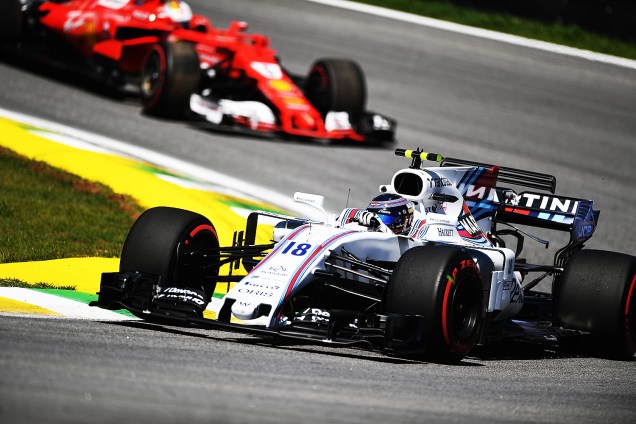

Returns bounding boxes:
[95,148,636,362]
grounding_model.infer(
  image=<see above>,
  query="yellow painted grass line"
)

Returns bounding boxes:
[0,297,62,316]
[0,258,119,294]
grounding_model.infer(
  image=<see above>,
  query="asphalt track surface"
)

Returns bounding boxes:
[1,0,635,423]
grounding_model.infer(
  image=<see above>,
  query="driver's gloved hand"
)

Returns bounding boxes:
[358,211,380,228]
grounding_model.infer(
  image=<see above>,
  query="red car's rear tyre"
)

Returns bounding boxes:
[0,0,22,51]
[119,207,219,299]
[141,42,200,118]
[385,246,485,363]
[555,249,636,359]
[305,58,367,118]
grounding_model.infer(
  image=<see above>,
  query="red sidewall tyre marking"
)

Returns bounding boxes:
[624,274,636,352]
[442,276,454,346]
[189,224,217,240]
[442,260,480,356]
[314,64,329,89]
[624,274,636,315]
[145,46,166,109]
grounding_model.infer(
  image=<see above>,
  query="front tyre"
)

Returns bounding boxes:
[555,249,636,359]
[141,42,200,118]
[120,207,219,301]
[384,246,485,363]
[304,58,367,118]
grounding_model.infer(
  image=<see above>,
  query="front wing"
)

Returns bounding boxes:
[93,270,426,354]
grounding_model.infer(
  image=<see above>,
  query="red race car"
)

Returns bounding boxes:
[2,0,396,144]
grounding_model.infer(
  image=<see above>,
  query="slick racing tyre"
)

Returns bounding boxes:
[384,246,485,363]
[0,0,22,53]
[119,207,220,303]
[555,249,636,359]
[305,58,366,118]
[141,42,200,118]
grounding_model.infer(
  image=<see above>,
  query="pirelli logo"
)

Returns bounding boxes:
[518,193,579,214]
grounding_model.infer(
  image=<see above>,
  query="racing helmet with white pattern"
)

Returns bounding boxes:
[366,193,414,235]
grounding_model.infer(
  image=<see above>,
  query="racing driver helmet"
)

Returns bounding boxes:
[366,193,414,235]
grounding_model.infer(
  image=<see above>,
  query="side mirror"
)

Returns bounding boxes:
[294,192,327,222]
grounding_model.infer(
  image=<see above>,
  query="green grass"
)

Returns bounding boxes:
[0,147,145,264]
[356,0,636,60]
[0,277,74,290]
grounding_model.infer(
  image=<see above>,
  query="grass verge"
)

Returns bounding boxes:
[0,278,74,290]
[356,0,636,60]
[0,146,144,264]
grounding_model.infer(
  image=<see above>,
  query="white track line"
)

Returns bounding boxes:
[304,0,636,70]
[0,288,136,320]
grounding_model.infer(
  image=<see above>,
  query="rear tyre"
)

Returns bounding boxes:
[384,246,485,363]
[555,249,636,359]
[141,42,200,118]
[120,207,219,300]
[0,0,22,53]
[304,58,366,118]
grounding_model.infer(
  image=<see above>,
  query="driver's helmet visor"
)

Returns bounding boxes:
[375,213,405,232]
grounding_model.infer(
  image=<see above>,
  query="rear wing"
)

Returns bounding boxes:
[441,157,557,194]
[396,149,599,242]
[440,157,597,242]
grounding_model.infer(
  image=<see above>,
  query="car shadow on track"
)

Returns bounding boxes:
[183,119,396,150]
[1,54,139,103]
[470,340,566,361]
[102,320,484,366]
[104,321,636,364]
[470,338,636,362]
